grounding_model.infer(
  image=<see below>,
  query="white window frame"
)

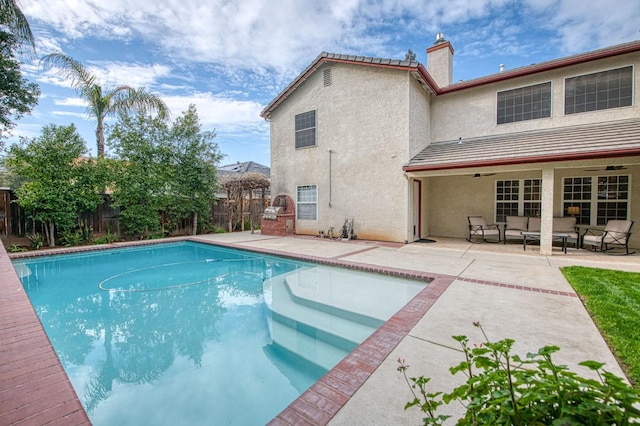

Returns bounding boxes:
[562,175,631,226]
[295,110,317,149]
[495,179,542,222]
[296,184,317,220]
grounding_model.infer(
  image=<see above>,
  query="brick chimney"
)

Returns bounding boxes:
[427,32,454,88]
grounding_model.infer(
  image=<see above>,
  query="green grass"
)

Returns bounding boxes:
[562,266,640,386]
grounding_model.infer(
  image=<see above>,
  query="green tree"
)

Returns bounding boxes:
[166,104,222,235]
[107,113,170,237]
[40,53,169,157]
[0,31,39,139]
[5,124,103,246]
[405,49,416,62]
[0,0,35,50]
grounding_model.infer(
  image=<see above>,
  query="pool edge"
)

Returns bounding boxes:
[0,243,91,425]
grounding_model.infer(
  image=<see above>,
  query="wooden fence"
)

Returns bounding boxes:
[1,189,267,239]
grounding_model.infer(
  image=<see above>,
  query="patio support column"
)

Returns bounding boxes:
[540,167,555,255]
[404,173,411,244]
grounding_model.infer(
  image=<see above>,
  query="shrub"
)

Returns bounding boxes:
[27,233,44,250]
[93,230,118,245]
[59,222,93,247]
[399,323,640,425]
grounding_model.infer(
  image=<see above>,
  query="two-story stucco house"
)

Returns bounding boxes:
[260,35,640,254]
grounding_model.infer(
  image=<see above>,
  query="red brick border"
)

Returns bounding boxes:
[267,276,456,425]
[457,277,578,297]
[0,244,90,425]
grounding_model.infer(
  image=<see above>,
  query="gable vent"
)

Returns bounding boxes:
[323,68,332,87]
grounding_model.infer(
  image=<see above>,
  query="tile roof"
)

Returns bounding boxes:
[260,40,640,118]
[404,118,640,172]
[218,161,270,176]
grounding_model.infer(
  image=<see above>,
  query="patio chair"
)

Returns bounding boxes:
[581,220,635,255]
[467,216,501,243]
[503,216,528,244]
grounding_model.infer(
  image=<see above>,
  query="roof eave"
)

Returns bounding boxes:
[440,41,640,94]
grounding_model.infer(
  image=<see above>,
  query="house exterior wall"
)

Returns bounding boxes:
[267,43,640,248]
[430,52,640,143]
[408,77,432,159]
[269,63,417,242]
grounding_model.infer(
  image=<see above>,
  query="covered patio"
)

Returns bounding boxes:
[404,118,640,255]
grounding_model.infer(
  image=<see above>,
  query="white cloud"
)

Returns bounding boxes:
[87,62,172,89]
[163,92,266,134]
[54,97,86,107]
[51,110,88,119]
[523,0,640,53]
[22,0,640,80]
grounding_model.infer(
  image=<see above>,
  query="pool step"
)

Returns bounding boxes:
[267,272,382,342]
[268,311,358,371]
[263,266,425,371]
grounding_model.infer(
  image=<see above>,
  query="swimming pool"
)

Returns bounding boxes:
[13,241,426,425]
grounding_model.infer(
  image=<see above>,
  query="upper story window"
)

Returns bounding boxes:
[497,82,551,124]
[295,110,316,149]
[565,66,633,115]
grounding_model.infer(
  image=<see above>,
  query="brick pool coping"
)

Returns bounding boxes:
[2,237,454,425]
[0,245,91,425]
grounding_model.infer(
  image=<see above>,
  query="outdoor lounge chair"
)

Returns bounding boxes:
[503,216,529,244]
[467,216,501,243]
[581,220,635,255]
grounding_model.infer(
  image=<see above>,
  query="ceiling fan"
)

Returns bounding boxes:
[583,165,628,172]
[470,172,496,178]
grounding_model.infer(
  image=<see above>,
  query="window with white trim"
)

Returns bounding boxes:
[497,82,551,124]
[562,175,629,225]
[495,179,542,222]
[295,110,316,149]
[296,185,317,220]
[564,66,633,114]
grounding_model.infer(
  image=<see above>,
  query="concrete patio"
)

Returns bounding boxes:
[190,232,639,425]
[2,232,639,425]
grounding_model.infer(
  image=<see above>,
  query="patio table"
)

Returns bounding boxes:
[521,231,572,254]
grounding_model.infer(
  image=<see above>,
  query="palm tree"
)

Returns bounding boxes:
[40,53,169,156]
[0,0,34,49]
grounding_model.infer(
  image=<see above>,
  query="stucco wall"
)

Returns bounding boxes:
[430,52,640,143]
[269,63,418,242]
[408,77,431,159]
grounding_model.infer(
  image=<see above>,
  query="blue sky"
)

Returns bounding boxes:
[10,0,640,167]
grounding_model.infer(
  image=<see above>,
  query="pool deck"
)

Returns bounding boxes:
[2,232,640,425]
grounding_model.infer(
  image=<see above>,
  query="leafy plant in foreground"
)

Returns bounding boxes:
[27,232,44,250]
[59,221,93,247]
[398,323,640,425]
[92,228,118,244]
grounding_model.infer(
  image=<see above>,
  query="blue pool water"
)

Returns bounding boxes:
[13,242,425,425]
